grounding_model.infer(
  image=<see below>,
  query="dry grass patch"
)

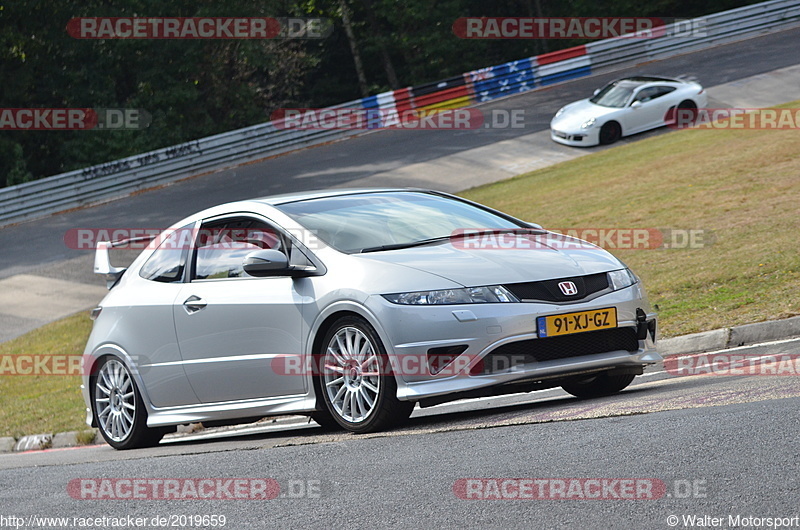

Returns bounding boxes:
[0,312,92,437]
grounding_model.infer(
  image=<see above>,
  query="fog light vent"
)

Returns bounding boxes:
[427,345,468,375]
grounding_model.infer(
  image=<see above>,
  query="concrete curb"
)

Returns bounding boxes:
[7,430,101,453]
[3,316,800,453]
[0,437,15,452]
[659,315,800,356]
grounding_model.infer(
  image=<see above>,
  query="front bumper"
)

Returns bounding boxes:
[550,127,601,147]
[367,284,660,402]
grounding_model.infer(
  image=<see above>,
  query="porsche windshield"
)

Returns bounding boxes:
[589,82,638,108]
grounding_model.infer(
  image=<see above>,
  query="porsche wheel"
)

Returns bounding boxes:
[599,121,622,145]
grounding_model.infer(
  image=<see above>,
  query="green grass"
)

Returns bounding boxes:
[2,102,799,437]
[0,312,93,437]
[462,100,800,336]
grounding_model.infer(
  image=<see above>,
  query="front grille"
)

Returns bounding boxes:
[504,272,609,303]
[471,327,639,375]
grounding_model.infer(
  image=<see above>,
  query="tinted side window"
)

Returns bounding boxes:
[193,219,284,280]
[633,87,658,103]
[634,86,675,103]
[139,225,192,283]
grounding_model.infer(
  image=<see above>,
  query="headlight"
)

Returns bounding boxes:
[555,107,566,117]
[580,117,596,129]
[383,285,518,305]
[608,268,638,291]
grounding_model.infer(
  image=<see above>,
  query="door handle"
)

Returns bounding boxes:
[183,295,207,314]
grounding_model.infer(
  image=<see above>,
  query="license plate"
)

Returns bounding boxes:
[537,307,617,338]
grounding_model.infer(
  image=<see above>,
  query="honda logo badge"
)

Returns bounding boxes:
[558,281,578,296]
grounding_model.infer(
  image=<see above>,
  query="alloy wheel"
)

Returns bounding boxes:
[323,326,382,423]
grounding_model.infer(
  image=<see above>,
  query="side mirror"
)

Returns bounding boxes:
[242,249,290,276]
[631,100,642,108]
[593,89,600,96]
[526,222,544,230]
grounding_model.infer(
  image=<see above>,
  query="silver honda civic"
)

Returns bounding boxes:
[82,188,660,449]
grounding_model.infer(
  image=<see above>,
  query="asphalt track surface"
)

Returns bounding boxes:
[1,26,800,283]
[2,338,800,528]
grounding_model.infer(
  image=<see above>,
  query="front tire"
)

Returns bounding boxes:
[561,371,635,399]
[599,121,622,145]
[92,357,167,449]
[317,316,414,433]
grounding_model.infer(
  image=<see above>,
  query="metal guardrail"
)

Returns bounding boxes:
[586,0,800,72]
[0,100,365,225]
[1,0,799,227]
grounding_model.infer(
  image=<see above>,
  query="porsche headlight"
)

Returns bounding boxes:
[608,268,638,291]
[383,286,518,305]
[555,107,566,117]
[580,117,597,129]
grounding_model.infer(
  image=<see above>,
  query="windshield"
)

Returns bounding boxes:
[589,82,638,108]
[277,192,524,253]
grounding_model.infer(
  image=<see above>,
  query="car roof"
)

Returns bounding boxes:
[611,76,684,87]
[251,187,434,206]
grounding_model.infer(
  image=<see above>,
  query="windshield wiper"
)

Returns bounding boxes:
[360,236,450,253]
[359,228,546,254]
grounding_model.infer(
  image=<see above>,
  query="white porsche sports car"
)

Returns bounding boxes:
[550,76,707,146]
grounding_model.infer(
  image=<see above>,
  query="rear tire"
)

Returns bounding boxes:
[598,121,622,145]
[675,100,698,126]
[316,316,414,433]
[91,357,168,450]
[561,371,635,399]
